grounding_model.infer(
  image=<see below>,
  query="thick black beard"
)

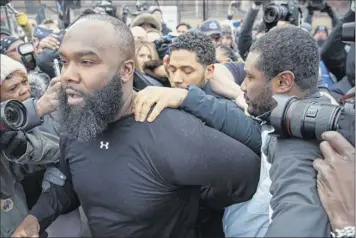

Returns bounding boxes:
[247,82,275,117]
[58,74,123,141]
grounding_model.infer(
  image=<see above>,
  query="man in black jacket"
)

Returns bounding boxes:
[132,26,331,237]
[13,14,260,238]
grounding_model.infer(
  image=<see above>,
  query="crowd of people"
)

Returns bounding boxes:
[0,0,355,237]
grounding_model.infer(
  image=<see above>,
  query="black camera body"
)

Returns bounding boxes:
[17,42,37,71]
[342,22,355,42]
[263,0,301,32]
[269,94,355,146]
[0,100,28,132]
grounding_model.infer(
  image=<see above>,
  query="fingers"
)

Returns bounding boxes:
[40,36,60,50]
[313,158,329,174]
[133,91,152,122]
[147,101,166,122]
[139,98,157,122]
[319,141,337,163]
[322,131,354,158]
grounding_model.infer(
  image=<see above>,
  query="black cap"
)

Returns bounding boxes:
[199,20,222,36]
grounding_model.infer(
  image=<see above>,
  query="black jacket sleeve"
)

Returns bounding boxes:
[237,7,260,61]
[28,137,80,233]
[265,137,330,237]
[152,110,260,210]
[180,86,262,155]
[320,9,355,81]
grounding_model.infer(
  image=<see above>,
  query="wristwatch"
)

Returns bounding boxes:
[331,226,355,238]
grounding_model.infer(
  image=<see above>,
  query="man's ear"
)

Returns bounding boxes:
[121,60,135,83]
[205,64,215,80]
[271,70,295,93]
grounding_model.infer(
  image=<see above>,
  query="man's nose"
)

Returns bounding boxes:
[241,79,247,92]
[171,71,184,84]
[61,63,80,84]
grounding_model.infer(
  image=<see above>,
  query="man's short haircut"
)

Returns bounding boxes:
[176,22,191,30]
[169,31,215,66]
[250,26,319,92]
[74,14,135,61]
[216,45,237,62]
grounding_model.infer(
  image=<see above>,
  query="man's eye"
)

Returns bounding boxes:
[81,60,95,66]
[60,59,68,65]
[185,71,193,75]
[8,87,16,92]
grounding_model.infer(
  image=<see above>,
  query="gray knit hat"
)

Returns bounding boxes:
[0,54,27,84]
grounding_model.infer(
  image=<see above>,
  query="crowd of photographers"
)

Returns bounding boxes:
[0,0,355,237]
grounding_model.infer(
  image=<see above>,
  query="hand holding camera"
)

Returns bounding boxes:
[37,34,60,54]
[0,131,27,158]
[36,77,61,118]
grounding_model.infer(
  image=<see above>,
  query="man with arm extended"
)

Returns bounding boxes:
[12,14,260,238]
[132,26,331,237]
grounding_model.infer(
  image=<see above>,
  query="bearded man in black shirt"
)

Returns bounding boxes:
[12,14,260,238]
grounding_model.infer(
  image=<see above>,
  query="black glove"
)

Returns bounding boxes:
[0,131,27,158]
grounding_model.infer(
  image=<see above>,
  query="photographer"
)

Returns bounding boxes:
[0,54,59,135]
[0,126,60,237]
[132,26,331,237]
[320,3,355,100]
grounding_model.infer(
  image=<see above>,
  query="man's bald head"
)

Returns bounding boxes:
[70,14,135,61]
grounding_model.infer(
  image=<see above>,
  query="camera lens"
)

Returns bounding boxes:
[264,6,280,24]
[284,101,341,140]
[0,100,27,132]
[5,107,19,124]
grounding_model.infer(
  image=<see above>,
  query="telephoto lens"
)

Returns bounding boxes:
[269,94,355,146]
[0,100,28,132]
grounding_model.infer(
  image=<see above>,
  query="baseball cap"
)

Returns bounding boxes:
[199,20,222,36]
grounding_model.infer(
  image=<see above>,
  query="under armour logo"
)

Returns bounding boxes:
[100,141,109,149]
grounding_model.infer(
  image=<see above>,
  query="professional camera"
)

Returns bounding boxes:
[17,42,37,70]
[342,22,355,42]
[269,94,355,146]
[0,100,27,132]
[263,1,301,32]
[306,0,325,11]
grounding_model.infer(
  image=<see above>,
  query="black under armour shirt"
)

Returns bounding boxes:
[30,109,260,238]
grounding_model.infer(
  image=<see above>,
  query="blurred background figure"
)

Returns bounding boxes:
[130,26,148,41]
[199,19,222,47]
[175,22,191,35]
[134,40,159,73]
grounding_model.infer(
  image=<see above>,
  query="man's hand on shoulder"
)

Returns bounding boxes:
[133,86,188,122]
